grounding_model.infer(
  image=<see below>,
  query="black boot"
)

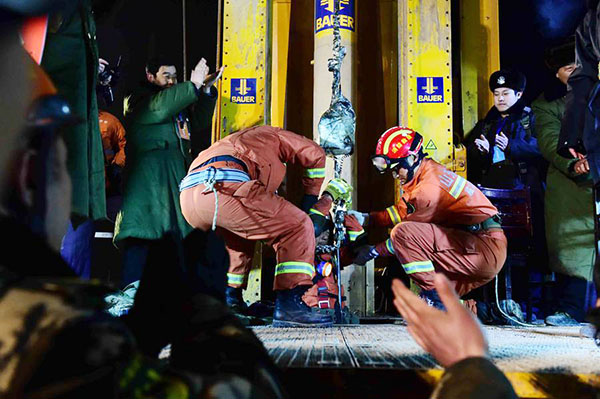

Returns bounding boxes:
[225,286,248,314]
[273,286,333,327]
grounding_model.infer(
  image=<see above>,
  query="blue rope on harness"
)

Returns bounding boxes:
[180,167,250,230]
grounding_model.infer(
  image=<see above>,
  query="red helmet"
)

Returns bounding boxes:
[372,127,423,173]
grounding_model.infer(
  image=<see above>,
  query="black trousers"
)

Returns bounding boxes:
[120,238,151,288]
[553,273,589,322]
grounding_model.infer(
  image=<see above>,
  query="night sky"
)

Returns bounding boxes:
[95,0,590,120]
[500,0,587,103]
[95,0,219,118]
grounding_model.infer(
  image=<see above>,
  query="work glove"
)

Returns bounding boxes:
[324,178,353,204]
[353,245,378,266]
[300,194,319,213]
[347,210,369,227]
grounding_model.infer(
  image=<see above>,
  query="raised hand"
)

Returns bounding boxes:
[495,132,509,151]
[190,58,210,89]
[474,135,490,154]
[392,273,488,368]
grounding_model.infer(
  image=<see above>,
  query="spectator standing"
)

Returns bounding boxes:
[533,40,595,325]
[114,56,222,287]
[42,0,105,279]
[466,69,549,293]
[466,69,545,191]
[558,0,600,315]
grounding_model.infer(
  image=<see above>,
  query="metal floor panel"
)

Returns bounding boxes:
[255,327,355,368]
[253,324,600,374]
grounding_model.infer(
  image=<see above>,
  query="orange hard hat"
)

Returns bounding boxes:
[372,127,423,173]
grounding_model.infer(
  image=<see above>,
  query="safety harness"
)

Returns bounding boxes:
[179,156,251,231]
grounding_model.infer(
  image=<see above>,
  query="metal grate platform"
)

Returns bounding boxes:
[253,324,600,398]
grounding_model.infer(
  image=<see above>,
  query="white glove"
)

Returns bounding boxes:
[348,210,369,227]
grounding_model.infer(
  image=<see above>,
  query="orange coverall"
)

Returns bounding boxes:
[99,110,126,168]
[180,126,326,290]
[371,158,507,296]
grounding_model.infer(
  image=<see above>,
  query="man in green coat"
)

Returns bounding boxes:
[114,56,222,287]
[532,39,595,326]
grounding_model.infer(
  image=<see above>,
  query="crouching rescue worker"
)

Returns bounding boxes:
[350,127,508,305]
[180,126,351,327]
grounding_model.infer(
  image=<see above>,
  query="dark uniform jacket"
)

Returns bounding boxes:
[466,100,546,190]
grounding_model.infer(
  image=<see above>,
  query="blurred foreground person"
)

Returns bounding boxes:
[0,90,284,397]
[392,274,518,399]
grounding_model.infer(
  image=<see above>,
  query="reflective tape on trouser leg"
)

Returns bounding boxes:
[274,262,315,277]
[402,260,435,274]
[227,273,245,286]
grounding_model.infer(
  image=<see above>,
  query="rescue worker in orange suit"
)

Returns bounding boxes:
[350,127,508,307]
[179,126,353,327]
[99,110,126,220]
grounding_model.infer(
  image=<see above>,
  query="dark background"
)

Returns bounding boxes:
[95,0,219,118]
[95,0,589,119]
[498,0,587,104]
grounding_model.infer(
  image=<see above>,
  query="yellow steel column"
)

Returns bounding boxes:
[313,0,357,203]
[213,0,270,140]
[460,0,500,138]
[398,0,453,165]
[213,0,271,305]
[380,0,399,129]
[397,0,453,195]
[271,0,291,128]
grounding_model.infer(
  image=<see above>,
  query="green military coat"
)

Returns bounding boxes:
[532,95,594,280]
[42,0,106,221]
[114,81,216,246]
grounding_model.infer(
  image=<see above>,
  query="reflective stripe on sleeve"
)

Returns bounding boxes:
[304,168,326,178]
[386,206,402,225]
[449,176,467,199]
[385,238,395,255]
[401,260,435,274]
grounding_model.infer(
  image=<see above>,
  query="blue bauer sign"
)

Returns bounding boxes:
[315,0,355,34]
[231,78,257,104]
[416,77,444,103]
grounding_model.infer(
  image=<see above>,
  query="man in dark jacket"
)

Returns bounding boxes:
[466,69,545,190]
[114,56,223,287]
[466,69,548,284]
